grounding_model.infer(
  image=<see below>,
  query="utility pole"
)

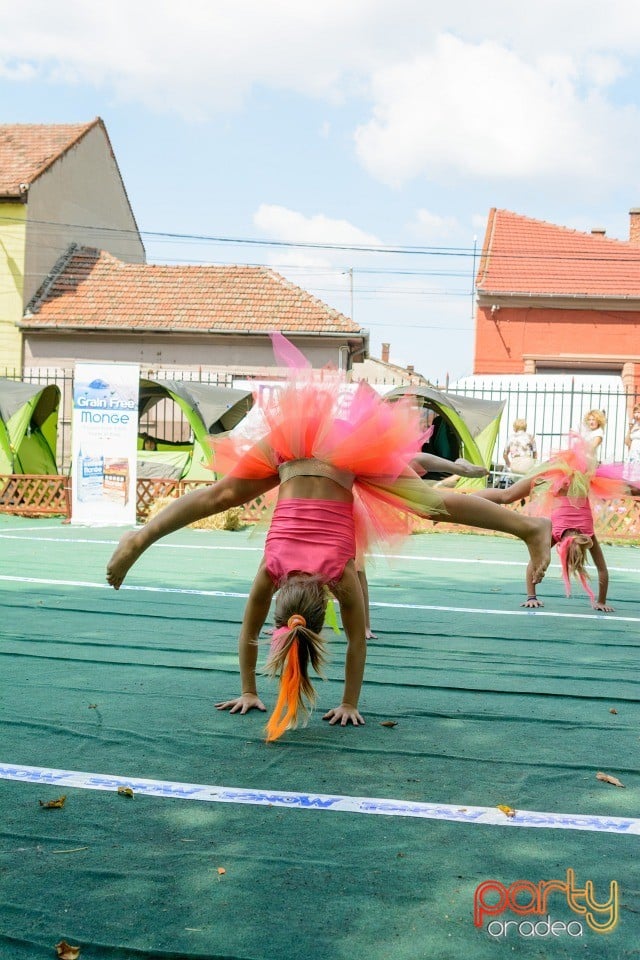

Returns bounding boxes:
[471,235,477,322]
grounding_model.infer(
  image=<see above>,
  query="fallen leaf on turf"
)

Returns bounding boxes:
[39,796,66,809]
[497,805,516,818]
[609,708,618,715]
[380,721,398,728]
[55,941,80,959]
[596,772,625,788]
[217,867,226,875]
[117,787,134,798]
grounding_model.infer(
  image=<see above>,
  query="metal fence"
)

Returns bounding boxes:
[1,367,229,473]
[2,367,638,473]
[448,378,638,466]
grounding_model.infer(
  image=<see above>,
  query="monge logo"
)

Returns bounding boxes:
[474,869,618,939]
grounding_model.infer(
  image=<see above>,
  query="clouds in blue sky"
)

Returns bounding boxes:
[2,1,640,378]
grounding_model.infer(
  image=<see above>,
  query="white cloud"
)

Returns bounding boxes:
[2,1,640,183]
[408,209,461,241]
[253,203,382,247]
[3,0,640,117]
[354,33,639,186]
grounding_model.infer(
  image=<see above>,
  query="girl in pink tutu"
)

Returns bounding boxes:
[107,335,551,740]
[473,435,635,611]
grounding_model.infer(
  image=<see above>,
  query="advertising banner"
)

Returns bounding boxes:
[71,362,139,525]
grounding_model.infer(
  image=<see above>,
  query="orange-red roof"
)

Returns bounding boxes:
[477,208,640,297]
[0,120,99,198]
[22,247,361,335]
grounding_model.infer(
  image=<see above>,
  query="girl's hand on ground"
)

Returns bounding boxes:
[322,704,365,726]
[521,597,543,608]
[592,602,614,613]
[215,694,266,714]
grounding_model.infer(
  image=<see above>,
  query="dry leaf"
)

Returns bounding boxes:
[380,720,398,728]
[609,708,618,715]
[39,796,66,809]
[55,941,80,960]
[117,787,134,798]
[596,771,625,788]
[217,867,226,875]
[497,804,516,818]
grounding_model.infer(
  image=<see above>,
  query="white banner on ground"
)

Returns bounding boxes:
[71,362,139,525]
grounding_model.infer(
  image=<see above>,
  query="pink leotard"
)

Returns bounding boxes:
[264,498,356,586]
[550,497,594,545]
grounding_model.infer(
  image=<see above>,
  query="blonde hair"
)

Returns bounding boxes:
[264,575,328,741]
[556,531,594,600]
[584,409,606,429]
[513,418,528,432]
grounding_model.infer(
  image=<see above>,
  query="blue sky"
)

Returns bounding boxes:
[3,0,640,382]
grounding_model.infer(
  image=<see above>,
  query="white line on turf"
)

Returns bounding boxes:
[0,762,637,834]
[1,574,639,621]
[1,532,639,574]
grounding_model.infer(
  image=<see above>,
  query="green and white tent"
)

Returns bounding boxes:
[0,378,60,474]
[385,384,505,488]
[137,380,254,481]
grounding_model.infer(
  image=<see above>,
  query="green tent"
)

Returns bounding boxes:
[0,378,60,474]
[137,380,254,481]
[384,384,505,488]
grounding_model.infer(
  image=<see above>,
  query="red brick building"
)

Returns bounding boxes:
[474,208,640,392]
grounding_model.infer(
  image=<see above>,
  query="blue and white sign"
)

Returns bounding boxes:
[71,362,139,525]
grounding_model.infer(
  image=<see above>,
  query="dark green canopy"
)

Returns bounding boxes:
[137,380,254,480]
[385,384,505,486]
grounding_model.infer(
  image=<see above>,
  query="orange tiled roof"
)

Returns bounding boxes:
[22,247,361,335]
[0,121,99,197]
[477,208,640,297]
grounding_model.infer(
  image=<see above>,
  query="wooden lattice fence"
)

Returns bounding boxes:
[0,475,267,525]
[0,474,70,517]
[2,475,640,540]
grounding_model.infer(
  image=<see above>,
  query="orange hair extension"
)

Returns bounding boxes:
[265,637,304,743]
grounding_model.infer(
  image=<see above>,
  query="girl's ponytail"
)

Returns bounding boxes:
[264,577,327,742]
[556,532,595,601]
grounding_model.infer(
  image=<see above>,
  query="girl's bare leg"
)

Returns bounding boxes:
[412,453,488,478]
[472,476,534,504]
[438,490,551,583]
[106,475,278,589]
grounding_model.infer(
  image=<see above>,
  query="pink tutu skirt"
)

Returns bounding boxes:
[210,334,447,557]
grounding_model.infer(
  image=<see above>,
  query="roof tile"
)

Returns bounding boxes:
[477,208,640,297]
[0,121,98,197]
[22,247,361,335]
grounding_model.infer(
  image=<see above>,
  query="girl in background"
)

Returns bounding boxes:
[581,409,606,458]
[625,402,640,465]
[473,435,633,611]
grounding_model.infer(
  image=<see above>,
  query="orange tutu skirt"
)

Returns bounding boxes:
[210,334,447,556]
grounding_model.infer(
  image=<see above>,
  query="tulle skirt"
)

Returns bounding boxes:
[210,335,448,557]
[524,433,634,514]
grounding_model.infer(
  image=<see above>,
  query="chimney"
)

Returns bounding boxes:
[381,342,390,363]
[630,209,640,244]
[591,227,606,236]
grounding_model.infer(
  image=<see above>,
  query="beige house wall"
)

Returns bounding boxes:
[23,123,145,307]
[22,331,365,374]
[0,202,26,368]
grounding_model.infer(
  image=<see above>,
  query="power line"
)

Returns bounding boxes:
[4,213,640,263]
